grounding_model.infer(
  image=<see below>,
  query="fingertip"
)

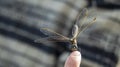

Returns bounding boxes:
[70,51,81,63]
[64,51,81,67]
[71,51,81,56]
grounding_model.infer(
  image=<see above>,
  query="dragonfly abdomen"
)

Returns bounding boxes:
[72,25,79,38]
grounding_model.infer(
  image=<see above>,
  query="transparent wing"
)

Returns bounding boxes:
[72,8,88,38]
[75,8,88,28]
[34,36,70,43]
[76,17,96,38]
[35,28,70,43]
[41,28,69,39]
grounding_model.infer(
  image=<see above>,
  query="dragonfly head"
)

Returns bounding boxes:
[70,45,78,51]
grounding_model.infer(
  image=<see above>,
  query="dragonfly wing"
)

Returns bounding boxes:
[72,8,88,38]
[75,8,88,28]
[80,18,96,32]
[40,28,69,39]
[34,36,70,43]
[76,17,96,38]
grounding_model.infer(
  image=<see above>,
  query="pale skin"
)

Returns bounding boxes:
[64,51,81,67]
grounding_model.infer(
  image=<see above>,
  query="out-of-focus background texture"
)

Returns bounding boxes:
[0,0,120,67]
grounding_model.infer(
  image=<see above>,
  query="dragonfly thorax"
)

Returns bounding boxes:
[70,38,77,45]
[70,38,78,51]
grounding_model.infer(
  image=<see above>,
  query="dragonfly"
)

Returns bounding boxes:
[34,8,96,51]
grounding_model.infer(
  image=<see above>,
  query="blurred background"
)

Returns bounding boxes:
[0,0,120,67]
